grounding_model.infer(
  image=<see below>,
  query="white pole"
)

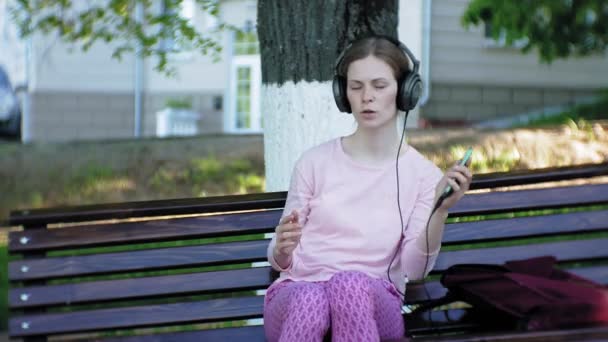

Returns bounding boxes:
[21,34,32,142]
[419,0,433,107]
[134,1,144,137]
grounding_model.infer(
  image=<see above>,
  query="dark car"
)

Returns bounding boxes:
[0,65,22,139]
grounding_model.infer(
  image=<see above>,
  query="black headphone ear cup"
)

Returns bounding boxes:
[398,73,422,111]
[332,75,352,113]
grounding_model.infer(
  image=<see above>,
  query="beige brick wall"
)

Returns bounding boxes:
[29,91,224,142]
[421,84,599,123]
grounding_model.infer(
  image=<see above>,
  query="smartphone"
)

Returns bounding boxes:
[442,147,473,198]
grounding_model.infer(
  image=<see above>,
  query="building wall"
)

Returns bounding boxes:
[424,0,608,123]
[28,91,133,142]
[29,91,223,142]
[421,84,598,123]
[29,36,135,92]
[430,0,608,88]
[27,1,232,93]
[24,0,237,142]
[398,0,423,127]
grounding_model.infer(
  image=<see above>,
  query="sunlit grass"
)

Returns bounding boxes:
[148,157,265,197]
[445,144,520,173]
[1,155,266,220]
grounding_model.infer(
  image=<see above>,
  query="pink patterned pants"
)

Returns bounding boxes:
[263,271,405,342]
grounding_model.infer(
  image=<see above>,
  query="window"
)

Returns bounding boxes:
[234,21,259,55]
[226,21,261,134]
[160,0,195,55]
[483,22,528,49]
[228,56,261,133]
[236,66,252,129]
[213,95,222,111]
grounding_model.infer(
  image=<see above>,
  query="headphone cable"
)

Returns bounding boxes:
[387,110,409,300]
[387,110,445,328]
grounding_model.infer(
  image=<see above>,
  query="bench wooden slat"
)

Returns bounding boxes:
[9,240,269,281]
[405,265,608,304]
[451,183,608,216]
[9,267,271,309]
[12,261,607,310]
[8,210,280,253]
[10,163,606,227]
[407,308,608,340]
[423,326,608,342]
[443,209,608,245]
[434,238,608,273]
[10,208,608,254]
[6,163,608,341]
[406,308,574,337]
[9,295,264,337]
[8,192,287,227]
[98,325,608,342]
[9,230,608,282]
[407,308,592,338]
[405,264,608,337]
[569,264,608,280]
[406,308,478,335]
[98,325,266,342]
[469,162,608,190]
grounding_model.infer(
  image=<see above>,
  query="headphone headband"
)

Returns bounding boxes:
[332,35,423,113]
[334,35,420,77]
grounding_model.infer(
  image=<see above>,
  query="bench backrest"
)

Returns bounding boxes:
[6,162,608,341]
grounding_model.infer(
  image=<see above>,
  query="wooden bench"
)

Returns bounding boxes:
[5,162,608,341]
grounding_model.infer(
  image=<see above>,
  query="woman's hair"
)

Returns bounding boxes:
[337,36,411,82]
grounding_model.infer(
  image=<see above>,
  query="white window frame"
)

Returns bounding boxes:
[227,55,261,134]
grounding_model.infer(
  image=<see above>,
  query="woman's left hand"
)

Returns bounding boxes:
[434,162,473,211]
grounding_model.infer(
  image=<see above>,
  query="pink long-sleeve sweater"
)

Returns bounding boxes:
[267,137,444,294]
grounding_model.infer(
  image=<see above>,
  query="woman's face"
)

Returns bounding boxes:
[346,55,399,129]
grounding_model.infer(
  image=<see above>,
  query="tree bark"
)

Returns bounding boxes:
[258,0,399,84]
[258,0,399,191]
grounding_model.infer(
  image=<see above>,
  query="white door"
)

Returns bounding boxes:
[228,55,261,133]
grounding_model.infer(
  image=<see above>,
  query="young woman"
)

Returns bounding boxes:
[263,36,473,342]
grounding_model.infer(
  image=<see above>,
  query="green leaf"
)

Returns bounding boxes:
[8,0,233,77]
[462,0,608,63]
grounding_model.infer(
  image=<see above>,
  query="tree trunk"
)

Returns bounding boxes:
[258,0,399,191]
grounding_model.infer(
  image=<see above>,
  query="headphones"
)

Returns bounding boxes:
[332,35,422,114]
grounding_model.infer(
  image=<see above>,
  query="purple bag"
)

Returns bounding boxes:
[437,256,608,331]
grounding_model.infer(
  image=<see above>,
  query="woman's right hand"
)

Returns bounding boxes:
[273,209,302,269]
